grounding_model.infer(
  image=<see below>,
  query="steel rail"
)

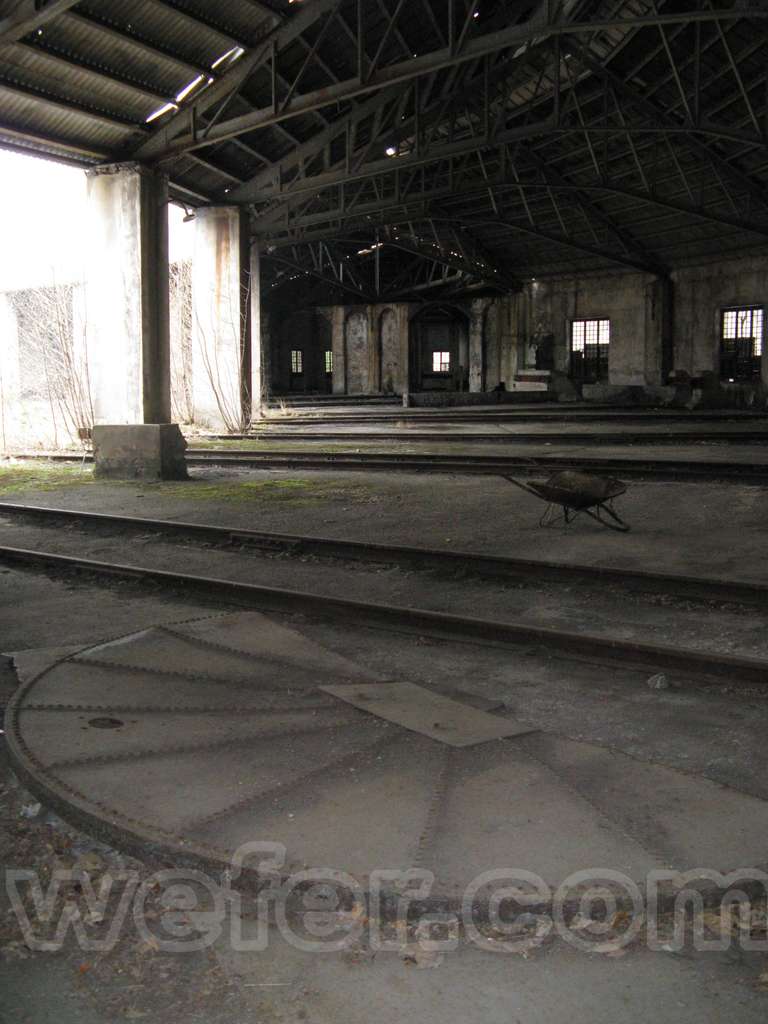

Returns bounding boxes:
[209,430,768,445]
[0,543,766,684]
[0,501,765,607]
[257,411,768,424]
[185,450,768,481]
[9,449,768,481]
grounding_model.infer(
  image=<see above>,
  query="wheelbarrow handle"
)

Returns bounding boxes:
[500,474,542,499]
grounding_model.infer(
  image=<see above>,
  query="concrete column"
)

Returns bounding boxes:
[192,207,251,432]
[468,299,486,392]
[331,306,345,393]
[249,242,265,419]
[85,163,170,425]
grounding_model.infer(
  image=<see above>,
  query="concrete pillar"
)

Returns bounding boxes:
[85,163,170,425]
[331,306,345,393]
[249,242,265,420]
[468,299,486,392]
[192,207,251,432]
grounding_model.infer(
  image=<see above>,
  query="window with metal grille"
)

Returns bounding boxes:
[570,318,610,382]
[324,350,333,374]
[720,306,763,381]
[290,350,303,374]
[432,350,451,373]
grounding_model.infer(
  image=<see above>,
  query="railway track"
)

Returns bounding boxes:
[1,500,765,607]
[253,410,768,426]
[219,429,768,445]
[12,448,768,481]
[187,448,768,481]
[0,502,766,685]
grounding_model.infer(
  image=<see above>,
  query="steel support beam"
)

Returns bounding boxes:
[132,0,341,161]
[0,0,81,44]
[140,7,768,160]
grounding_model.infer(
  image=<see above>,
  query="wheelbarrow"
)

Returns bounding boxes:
[503,469,630,532]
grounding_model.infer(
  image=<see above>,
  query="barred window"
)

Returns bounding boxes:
[721,306,763,381]
[570,318,609,382]
[324,350,333,373]
[291,350,303,374]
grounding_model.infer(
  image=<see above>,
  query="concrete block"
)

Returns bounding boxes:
[92,424,188,480]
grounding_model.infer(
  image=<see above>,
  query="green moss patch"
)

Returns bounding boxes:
[142,476,376,505]
[0,463,94,496]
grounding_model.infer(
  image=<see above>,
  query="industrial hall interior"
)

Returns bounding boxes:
[4,1,768,1022]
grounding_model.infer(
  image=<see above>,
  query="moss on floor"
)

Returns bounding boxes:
[139,476,377,505]
[0,463,93,496]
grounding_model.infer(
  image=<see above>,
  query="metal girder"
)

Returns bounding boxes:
[140,6,768,160]
[519,149,668,275]
[448,214,664,275]
[378,222,518,288]
[264,247,374,302]
[132,0,341,161]
[233,38,558,206]
[257,170,768,249]
[0,0,80,44]
[569,40,768,216]
[228,82,412,202]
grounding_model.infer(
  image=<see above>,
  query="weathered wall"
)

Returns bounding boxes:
[85,163,170,425]
[525,271,661,385]
[192,207,250,432]
[672,255,768,383]
[0,283,91,450]
[379,306,405,393]
[344,309,370,393]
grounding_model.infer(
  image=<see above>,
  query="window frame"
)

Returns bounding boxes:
[569,317,610,383]
[290,349,303,375]
[720,304,764,382]
[324,350,333,374]
[431,350,451,374]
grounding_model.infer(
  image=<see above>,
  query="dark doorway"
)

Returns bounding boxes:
[274,310,332,393]
[409,305,468,391]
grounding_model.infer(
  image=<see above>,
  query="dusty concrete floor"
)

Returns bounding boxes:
[0,513,766,659]
[2,464,768,1022]
[2,461,768,581]
[2,571,768,1023]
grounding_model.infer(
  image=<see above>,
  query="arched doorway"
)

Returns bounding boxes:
[409,304,468,392]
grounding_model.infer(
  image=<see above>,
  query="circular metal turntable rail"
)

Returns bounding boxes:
[7,611,768,915]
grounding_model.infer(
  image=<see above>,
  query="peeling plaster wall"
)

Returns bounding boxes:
[672,255,768,383]
[344,309,370,394]
[525,271,661,385]
[378,307,401,393]
[85,164,170,426]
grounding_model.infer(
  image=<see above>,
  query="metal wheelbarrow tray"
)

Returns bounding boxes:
[504,470,630,532]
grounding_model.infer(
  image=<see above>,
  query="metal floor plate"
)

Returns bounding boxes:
[7,611,768,906]
[320,682,536,746]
